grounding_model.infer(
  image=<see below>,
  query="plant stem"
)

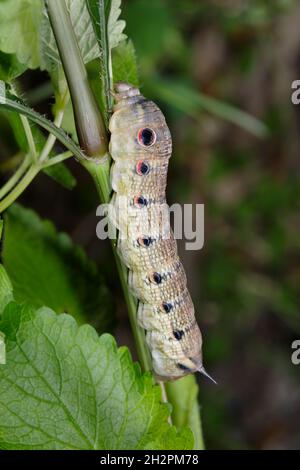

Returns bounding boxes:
[0,165,39,213]
[45,0,107,158]
[0,154,30,200]
[42,151,73,168]
[39,90,69,163]
[20,116,37,161]
[165,376,205,450]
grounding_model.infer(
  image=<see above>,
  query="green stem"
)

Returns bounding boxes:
[0,154,30,200]
[9,84,36,161]
[39,90,69,163]
[0,165,39,213]
[165,376,205,450]
[45,0,107,157]
[42,151,73,168]
[20,116,37,161]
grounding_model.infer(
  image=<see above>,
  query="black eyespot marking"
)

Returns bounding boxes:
[138,236,152,247]
[177,362,191,372]
[134,195,148,208]
[162,302,172,313]
[136,160,150,175]
[137,128,156,147]
[150,272,162,284]
[173,330,184,341]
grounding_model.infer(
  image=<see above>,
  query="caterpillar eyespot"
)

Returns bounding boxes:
[173,330,185,341]
[136,160,150,175]
[109,82,214,383]
[150,272,162,285]
[162,302,173,313]
[138,236,152,247]
[133,195,148,208]
[137,127,156,147]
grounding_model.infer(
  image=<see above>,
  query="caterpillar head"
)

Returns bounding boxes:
[109,82,172,161]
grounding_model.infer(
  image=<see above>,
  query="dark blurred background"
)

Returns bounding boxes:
[1,0,300,449]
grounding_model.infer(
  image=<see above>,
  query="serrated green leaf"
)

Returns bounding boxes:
[43,162,77,190]
[2,204,114,331]
[0,0,43,70]
[0,304,193,449]
[86,0,127,116]
[112,40,139,86]
[107,0,126,49]
[0,51,27,81]
[145,426,194,451]
[0,265,13,315]
[0,264,13,365]
[0,0,100,72]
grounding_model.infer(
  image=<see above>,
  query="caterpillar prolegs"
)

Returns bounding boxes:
[109,83,214,382]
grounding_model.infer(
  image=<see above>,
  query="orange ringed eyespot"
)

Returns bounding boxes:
[136,160,150,175]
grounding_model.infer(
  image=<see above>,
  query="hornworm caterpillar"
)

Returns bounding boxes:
[109,83,215,383]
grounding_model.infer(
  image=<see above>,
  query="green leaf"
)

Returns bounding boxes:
[2,204,114,331]
[42,0,101,71]
[0,264,13,365]
[0,0,43,70]
[145,427,194,451]
[0,80,87,162]
[112,40,139,86]
[43,162,77,190]
[0,0,101,71]
[86,0,127,115]
[0,51,27,81]
[0,304,193,450]
[0,265,13,315]
[165,375,205,450]
[108,0,126,49]
[146,77,270,139]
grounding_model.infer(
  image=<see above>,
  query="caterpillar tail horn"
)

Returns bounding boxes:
[198,366,218,385]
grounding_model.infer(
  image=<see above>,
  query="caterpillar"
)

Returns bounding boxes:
[109,82,215,383]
